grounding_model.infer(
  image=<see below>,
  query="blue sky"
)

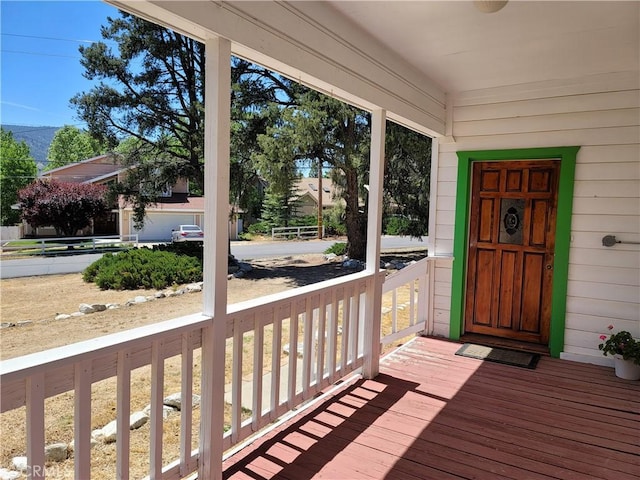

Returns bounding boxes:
[1,0,118,127]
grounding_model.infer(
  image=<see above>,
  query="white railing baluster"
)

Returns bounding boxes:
[75,360,92,480]
[252,314,264,430]
[316,298,327,391]
[231,321,243,443]
[302,300,313,399]
[328,289,338,377]
[350,295,358,363]
[26,372,45,480]
[392,289,398,334]
[150,340,164,479]
[410,279,416,326]
[287,302,298,409]
[116,352,131,480]
[270,312,281,418]
[341,287,351,373]
[180,333,193,475]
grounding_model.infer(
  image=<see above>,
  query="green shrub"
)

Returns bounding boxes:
[247,221,271,235]
[323,206,346,236]
[152,241,203,261]
[384,215,411,236]
[83,248,202,290]
[324,242,347,256]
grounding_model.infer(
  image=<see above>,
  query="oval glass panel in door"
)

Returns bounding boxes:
[499,198,524,244]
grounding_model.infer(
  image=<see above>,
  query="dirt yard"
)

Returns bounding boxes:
[0,254,352,359]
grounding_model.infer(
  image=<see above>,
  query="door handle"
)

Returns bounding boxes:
[546,264,553,270]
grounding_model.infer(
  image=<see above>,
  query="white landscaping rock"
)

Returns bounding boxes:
[54,314,71,321]
[100,420,118,443]
[163,393,201,410]
[79,303,96,314]
[45,443,68,462]
[143,404,176,419]
[129,411,149,430]
[134,296,147,303]
[10,457,27,473]
[68,437,98,452]
[70,312,85,317]
[91,428,105,442]
[0,467,21,480]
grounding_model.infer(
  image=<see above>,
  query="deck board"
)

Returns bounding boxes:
[223,337,640,480]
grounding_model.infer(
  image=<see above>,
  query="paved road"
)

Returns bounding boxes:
[0,236,427,279]
[230,235,427,260]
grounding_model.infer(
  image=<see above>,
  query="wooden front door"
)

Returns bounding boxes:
[464,160,560,344]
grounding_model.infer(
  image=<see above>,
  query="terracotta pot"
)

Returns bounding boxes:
[614,354,640,380]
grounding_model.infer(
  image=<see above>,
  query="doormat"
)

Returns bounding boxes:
[455,343,540,369]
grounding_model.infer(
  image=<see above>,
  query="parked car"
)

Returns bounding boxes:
[171,225,204,243]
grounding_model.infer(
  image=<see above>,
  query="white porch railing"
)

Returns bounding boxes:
[0,258,433,479]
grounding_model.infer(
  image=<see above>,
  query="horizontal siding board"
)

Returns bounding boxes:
[437,197,456,212]
[438,166,458,182]
[452,71,640,106]
[435,224,454,240]
[571,214,640,234]
[438,152,458,167]
[573,180,640,198]
[567,280,639,304]
[570,247,640,269]
[574,162,640,181]
[565,296,639,322]
[577,144,640,164]
[453,90,640,122]
[453,108,639,138]
[566,313,639,335]
[435,211,454,226]
[568,264,640,287]
[438,126,640,153]
[437,181,457,197]
[571,197,639,216]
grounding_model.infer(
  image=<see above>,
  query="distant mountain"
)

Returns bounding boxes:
[1,124,60,169]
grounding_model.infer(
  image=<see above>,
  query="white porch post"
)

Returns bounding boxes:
[199,36,231,480]
[363,109,386,379]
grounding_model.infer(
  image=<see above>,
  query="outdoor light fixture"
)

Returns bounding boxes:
[474,1,508,13]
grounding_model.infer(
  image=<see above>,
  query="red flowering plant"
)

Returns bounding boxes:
[598,325,640,365]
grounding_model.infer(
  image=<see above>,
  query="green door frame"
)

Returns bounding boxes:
[450,146,580,357]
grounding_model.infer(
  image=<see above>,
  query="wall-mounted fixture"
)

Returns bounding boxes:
[474,1,508,13]
[602,235,640,247]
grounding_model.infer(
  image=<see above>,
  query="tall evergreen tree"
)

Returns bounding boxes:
[72,12,293,227]
[256,90,371,259]
[1,128,37,225]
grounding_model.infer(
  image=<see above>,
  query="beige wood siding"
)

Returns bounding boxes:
[433,74,639,364]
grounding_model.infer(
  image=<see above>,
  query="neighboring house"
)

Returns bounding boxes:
[294,177,342,217]
[28,154,244,240]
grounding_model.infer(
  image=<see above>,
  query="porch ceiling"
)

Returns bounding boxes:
[329,0,640,94]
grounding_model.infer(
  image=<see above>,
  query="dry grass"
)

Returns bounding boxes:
[0,253,421,478]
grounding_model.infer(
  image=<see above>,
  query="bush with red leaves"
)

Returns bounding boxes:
[18,179,108,237]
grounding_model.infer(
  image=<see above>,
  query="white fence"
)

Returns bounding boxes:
[1,235,139,255]
[0,257,433,479]
[271,225,325,239]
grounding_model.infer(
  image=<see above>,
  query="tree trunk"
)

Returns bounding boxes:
[344,168,366,260]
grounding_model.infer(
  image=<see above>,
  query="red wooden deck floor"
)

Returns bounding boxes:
[223,337,640,480]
